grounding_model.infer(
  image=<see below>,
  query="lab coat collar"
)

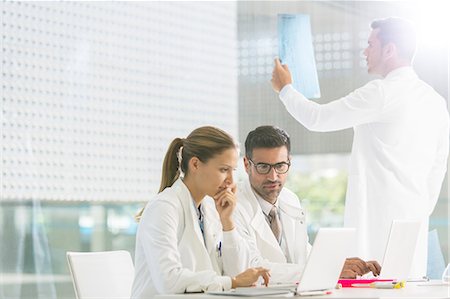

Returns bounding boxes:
[279,199,305,220]
[385,66,417,80]
[279,200,294,260]
[254,189,279,217]
[279,198,306,263]
[254,190,296,263]
[202,197,222,257]
[173,179,210,253]
[173,179,220,272]
[242,179,287,262]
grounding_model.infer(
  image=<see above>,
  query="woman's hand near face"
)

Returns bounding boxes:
[213,183,237,231]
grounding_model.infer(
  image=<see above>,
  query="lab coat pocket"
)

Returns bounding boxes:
[204,229,223,274]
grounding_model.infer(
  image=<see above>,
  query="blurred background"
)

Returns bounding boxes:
[0,1,448,298]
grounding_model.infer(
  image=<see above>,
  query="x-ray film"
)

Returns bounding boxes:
[278,14,321,99]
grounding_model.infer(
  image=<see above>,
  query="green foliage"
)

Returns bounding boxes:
[285,170,348,227]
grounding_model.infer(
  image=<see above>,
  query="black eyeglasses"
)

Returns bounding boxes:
[248,158,290,175]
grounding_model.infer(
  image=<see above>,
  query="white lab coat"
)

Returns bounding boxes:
[279,66,449,277]
[131,179,247,299]
[233,179,311,283]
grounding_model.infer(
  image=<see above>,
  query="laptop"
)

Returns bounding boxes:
[378,219,421,280]
[208,228,356,296]
[295,228,355,294]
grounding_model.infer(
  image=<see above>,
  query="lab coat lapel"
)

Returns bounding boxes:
[174,179,212,270]
[279,199,305,264]
[202,198,221,254]
[250,214,284,255]
[244,180,285,260]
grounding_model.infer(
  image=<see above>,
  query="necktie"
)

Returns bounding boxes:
[269,206,282,244]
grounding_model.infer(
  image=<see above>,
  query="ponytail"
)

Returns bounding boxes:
[136,126,236,222]
[159,138,184,193]
[135,137,183,222]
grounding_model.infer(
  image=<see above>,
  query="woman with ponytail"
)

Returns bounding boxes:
[132,126,269,298]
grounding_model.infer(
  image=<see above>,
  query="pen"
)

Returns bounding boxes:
[217,241,222,257]
[352,281,405,289]
[297,290,333,296]
[407,276,429,282]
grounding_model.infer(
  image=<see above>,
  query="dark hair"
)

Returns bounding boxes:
[371,17,417,62]
[136,126,237,221]
[244,125,290,159]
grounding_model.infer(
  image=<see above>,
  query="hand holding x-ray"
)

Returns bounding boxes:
[271,58,292,93]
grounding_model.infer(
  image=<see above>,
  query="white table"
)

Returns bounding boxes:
[155,281,450,299]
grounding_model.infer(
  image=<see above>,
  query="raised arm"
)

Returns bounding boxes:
[272,58,385,132]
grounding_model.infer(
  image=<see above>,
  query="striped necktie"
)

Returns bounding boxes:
[269,206,282,244]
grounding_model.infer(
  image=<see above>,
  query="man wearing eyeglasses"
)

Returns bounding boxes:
[233,125,380,283]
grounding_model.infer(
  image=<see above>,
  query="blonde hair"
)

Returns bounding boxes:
[135,126,237,221]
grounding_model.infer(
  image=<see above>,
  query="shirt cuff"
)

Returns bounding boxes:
[222,228,239,248]
[218,276,232,290]
[279,84,293,99]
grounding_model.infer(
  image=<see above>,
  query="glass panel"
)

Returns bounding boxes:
[238,0,448,263]
[1,2,448,298]
[1,2,238,298]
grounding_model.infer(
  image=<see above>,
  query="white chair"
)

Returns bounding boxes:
[67,250,135,299]
[427,229,446,279]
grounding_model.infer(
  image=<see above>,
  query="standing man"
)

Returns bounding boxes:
[234,125,380,283]
[271,17,449,277]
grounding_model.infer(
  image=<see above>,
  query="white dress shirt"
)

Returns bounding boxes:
[234,179,310,283]
[254,191,291,262]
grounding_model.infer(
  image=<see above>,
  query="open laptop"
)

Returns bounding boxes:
[208,228,356,296]
[295,228,355,294]
[378,219,421,280]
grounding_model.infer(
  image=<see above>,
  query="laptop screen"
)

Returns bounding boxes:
[296,228,356,293]
[379,220,421,280]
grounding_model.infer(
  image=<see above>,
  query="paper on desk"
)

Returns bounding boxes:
[358,271,376,279]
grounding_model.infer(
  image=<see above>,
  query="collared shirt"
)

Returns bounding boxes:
[253,189,290,262]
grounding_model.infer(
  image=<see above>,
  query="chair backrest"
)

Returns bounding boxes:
[67,250,135,299]
[427,229,446,279]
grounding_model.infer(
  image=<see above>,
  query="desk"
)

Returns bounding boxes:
[155,281,450,299]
